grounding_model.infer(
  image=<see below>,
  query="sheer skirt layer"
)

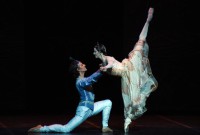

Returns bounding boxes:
[110,48,158,120]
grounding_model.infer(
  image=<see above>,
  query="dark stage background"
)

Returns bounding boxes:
[1,0,200,116]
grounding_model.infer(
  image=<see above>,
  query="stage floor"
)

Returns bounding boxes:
[0,114,200,135]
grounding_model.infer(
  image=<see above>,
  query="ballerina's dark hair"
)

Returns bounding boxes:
[94,42,107,55]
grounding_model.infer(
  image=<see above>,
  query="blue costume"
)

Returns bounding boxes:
[38,70,112,133]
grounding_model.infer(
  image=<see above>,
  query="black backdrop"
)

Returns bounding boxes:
[1,0,200,115]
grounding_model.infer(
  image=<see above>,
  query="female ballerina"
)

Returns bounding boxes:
[93,7,158,132]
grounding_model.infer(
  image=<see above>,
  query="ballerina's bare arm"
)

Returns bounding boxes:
[100,56,115,71]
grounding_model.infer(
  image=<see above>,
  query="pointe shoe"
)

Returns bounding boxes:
[147,7,154,22]
[124,117,131,133]
[28,125,42,132]
[102,127,113,132]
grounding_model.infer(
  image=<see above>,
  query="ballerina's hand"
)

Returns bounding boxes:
[100,66,107,72]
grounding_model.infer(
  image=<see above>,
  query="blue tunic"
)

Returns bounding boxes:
[76,70,102,110]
